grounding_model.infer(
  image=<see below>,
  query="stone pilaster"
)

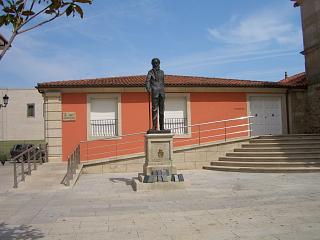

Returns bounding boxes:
[44,92,62,162]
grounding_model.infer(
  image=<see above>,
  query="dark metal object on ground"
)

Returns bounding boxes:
[144,169,171,183]
[178,174,184,182]
[171,174,184,182]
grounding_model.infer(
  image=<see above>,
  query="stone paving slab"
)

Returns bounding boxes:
[0,169,320,239]
[0,163,14,192]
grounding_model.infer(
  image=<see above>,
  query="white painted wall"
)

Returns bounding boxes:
[0,89,44,141]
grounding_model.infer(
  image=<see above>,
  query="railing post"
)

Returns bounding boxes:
[75,147,79,170]
[72,153,76,176]
[224,121,227,142]
[27,150,31,175]
[13,158,18,188]
[21,156,25,182]
[198,125,201,146]
[39,148,43,165]
[248,117,252,137]
[76,146,79,166]
[33,148,37,170]
[66,157,70,186]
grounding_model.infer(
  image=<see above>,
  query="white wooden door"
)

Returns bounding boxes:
[249,96,283,136]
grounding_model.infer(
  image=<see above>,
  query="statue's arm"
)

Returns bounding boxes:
[145,71,151,92]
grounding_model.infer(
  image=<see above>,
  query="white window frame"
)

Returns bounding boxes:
[87,93,122,140]
[165,93,191,138]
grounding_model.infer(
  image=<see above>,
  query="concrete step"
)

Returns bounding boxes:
[242,142,320,148]
[234,147,320,152]
[205,134,320,173]
[203,165,320,173]
[258,134,320,139]
[226,152,320,157]
[219,156,320,162]
[211,161,320,168]
[250,138,320,143]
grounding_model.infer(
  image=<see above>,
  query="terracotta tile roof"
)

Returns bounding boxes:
[278,72,307,87]
[37,72,307,89]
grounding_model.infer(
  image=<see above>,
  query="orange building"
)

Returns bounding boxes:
[37,73,307,168]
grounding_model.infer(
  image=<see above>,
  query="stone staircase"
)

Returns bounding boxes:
[203,134,320,173]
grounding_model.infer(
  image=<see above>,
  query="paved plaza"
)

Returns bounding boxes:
[0,163,320,239]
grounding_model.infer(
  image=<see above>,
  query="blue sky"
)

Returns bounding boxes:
[0,0,304,88]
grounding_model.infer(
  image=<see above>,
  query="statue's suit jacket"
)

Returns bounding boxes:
[145,69,165,98]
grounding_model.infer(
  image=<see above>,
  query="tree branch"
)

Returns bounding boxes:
[0,32,17,61]
[17,4,51,31]
[17,10,66,34]
[25,0,36,21]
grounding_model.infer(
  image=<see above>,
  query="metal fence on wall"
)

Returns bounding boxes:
[90,119,118,137]
[164,118,188,134]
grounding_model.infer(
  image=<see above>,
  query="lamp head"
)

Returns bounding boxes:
[3,94,9,106]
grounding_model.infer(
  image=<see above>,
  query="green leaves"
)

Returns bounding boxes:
[74,5,83,18]
[0,0,92,31]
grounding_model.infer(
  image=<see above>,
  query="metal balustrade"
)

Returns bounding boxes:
[164,118,187,134]
[62,145,80,186]
[12,144,48,188]
[80,116,255,161]
[61,116,255,186]
[91,119,118,137]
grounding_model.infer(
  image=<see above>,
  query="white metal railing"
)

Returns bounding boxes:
[164,118,188,134]
[79,116,255,161]
[91,119,118,137]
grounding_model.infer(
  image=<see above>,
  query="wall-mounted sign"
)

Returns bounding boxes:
[62,112,76,121]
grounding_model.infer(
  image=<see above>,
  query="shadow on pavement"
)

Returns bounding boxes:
[109,177,133,186]
[0,222,45,240]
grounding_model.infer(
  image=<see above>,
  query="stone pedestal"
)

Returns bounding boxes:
[144,133,176,177]
[132,133,186,191]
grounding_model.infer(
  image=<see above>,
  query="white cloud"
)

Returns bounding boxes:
[165,45,298,72]
[208,9,302,45]
[0,34,93,87]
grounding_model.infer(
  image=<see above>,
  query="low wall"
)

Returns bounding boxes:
[82,138,250,174]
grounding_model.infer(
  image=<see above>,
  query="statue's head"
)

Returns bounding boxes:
[151,58,160,70]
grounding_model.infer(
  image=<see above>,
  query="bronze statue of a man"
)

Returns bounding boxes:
[146,58,166,131]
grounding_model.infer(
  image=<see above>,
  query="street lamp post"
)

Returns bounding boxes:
[0,94,9,109]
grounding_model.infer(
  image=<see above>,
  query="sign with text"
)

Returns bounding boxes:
[62,112,76,121]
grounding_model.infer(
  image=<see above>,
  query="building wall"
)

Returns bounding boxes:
[61,91,249,161]
[0,89,44,141]
[300,0,320,133]
[44,92,62,162]
[288,89,308,133]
